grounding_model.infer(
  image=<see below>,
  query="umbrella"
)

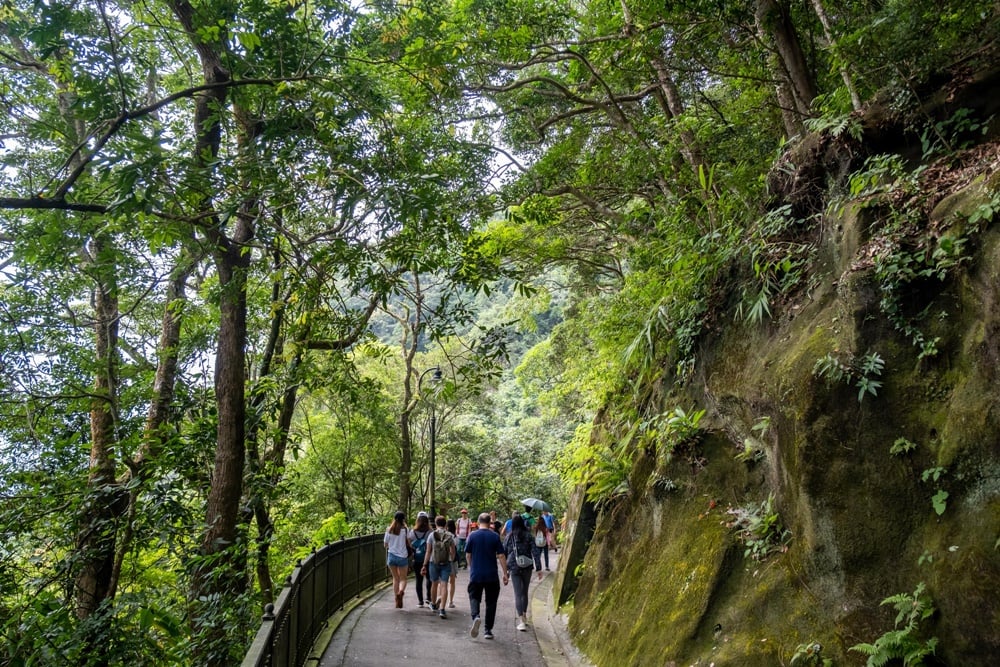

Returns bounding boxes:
[521,497,551,512]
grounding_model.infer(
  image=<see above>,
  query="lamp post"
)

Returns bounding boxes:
[418,366,442,517]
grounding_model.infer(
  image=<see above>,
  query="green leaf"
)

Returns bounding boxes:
[236,31,261,52]
[931,490,948,515]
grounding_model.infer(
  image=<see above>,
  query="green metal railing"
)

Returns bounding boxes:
[241,533,388,667]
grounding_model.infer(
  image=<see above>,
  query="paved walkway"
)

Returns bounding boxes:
[318,552,589,666]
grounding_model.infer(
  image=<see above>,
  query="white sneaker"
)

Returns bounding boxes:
[470,616,481,638]
[516,620,527,631]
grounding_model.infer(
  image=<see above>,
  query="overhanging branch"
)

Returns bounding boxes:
[0,196,107,213]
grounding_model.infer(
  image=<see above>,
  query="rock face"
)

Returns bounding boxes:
[560,129,1000,662]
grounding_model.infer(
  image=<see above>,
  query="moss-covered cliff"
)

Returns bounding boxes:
[559,85,1000,666]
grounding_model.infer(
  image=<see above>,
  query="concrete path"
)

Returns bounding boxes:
[318,552,589,666]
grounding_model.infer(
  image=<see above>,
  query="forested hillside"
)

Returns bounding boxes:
[1,0,998,665]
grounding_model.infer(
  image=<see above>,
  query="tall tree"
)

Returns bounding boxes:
[2,1,490,664]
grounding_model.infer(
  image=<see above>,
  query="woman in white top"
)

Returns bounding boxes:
[383,511,410,608]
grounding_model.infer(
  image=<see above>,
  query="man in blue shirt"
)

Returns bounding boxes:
[464,512,509,639]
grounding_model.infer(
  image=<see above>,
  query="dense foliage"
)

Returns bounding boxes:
[1,0,997,664]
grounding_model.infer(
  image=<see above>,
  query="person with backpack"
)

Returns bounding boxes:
[420,515,455,619]
[533,520,550,571]
[408,512,432,607]
[503,514,542,631]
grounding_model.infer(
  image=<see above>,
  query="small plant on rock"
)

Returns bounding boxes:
[736,416,771,464]
[813,350,884,402]
[585,446,633,507]
[890,437,918,456]
[921,467,949,515]
[790,641,832,666]
[850,582,938,666]
[663,406,705,446]
[727,493,791,561]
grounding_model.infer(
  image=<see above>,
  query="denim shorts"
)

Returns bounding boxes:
[387,553,409,568]
[427,562,450,582]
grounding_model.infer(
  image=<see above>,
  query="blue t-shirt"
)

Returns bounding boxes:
[543,513,555,530]
[465,528,505,583]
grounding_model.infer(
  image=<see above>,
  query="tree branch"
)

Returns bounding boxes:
[0,196,107,213]
[305,295,381,351]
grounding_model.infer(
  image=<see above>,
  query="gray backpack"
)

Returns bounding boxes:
[432,529,453,564]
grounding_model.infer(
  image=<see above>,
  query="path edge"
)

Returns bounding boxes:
[529,571,594,667]
[306,580,393,663]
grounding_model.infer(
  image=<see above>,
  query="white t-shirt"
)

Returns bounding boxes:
[456,517,471,539]
[383,526,409,558]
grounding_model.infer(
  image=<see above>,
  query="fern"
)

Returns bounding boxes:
[585,447,632,507]
[850,583,938,666]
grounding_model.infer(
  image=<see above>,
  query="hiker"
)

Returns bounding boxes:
[542,509,557,553]
[533,520,550,571]
[383,511,410,608]
[455,508,472,568]
[503,508,534,537]
[408,512,432,607]
[421,515,455,619]
[446,518,459,608]
[464,511,509,640]
[504,514,542,631]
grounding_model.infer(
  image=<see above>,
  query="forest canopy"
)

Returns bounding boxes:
[1,0,997,664]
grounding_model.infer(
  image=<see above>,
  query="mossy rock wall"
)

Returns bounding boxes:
[566,170,1000,665]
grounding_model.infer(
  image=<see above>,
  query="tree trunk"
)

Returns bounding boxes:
[198,232,251,568]
[252,362,300,604]
[109,250,194,601]
[166,2,253,663]
[398,407,414,513]
[755,0,817,137]
[394,275,426,514]
[810,0,862,111]
[649,53,705,179]
[74,234,121,667]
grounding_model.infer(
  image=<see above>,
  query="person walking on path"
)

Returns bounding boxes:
[464,511,509,640]
[408,512,432,607]
[533,520,550,571]
[421,515,456,619]
[504,514,542,632]
[542,509,557,553]
[446,518,459,608]
[455,509,472,568]
[383,511,410,608]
